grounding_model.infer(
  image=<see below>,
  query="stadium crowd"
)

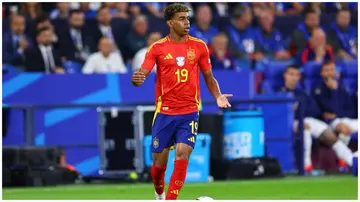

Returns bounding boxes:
[2,2,358,173]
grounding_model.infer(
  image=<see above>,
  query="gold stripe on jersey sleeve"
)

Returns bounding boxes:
[147,37,168,53]
[188,36,209,52]
[152,96,162,126]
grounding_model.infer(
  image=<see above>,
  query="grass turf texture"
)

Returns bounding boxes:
[3,175,357,200]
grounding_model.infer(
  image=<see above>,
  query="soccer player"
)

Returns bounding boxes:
[131,3,232,200]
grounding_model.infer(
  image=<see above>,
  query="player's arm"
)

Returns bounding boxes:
[199,44,232,108]
[131,45,157,87]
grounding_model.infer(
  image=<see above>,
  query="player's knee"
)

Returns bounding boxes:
[320,129,337,145]
[175,153,190,160]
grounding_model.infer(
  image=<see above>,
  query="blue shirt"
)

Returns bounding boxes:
[313,82,356,119]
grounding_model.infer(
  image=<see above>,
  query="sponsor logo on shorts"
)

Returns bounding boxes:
[175,180,183,186]
[153,137,159,149]
[188,136,195,143]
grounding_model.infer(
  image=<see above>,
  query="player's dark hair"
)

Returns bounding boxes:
[232,4,249,19]
[284,65,300,72]
[36,27,50,37]
[337,7,351,15]
[35,14,49,26]
[303,7,317,17]
[97,6,108,15]
[321,60,335,70]
[164,3,191,21]
[70,9,83,17]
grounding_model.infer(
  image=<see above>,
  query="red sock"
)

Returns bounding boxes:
[166,160,188,200]
[151,165,167,195]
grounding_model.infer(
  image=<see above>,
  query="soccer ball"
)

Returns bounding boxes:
[196,196,214,200]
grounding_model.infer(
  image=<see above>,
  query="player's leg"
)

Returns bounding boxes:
[331,118,352,145]
[294,119,313,171]
[166,112,198,200]
[151,113,176,200]
[307,117,353,166]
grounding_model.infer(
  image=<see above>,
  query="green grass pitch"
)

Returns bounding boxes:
[3,175,357,200]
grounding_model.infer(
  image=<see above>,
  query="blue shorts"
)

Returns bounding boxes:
[151,112,199,153]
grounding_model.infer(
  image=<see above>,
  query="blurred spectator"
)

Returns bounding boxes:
[24,27,64,73]
[132,32,162,72]
[49,2,70,20]
[129,3,142,17]
[79,2,97,18]
[125,15,148,60]
[189,4,218,45]
[325,3,358,13]
[69,2,101,11]
[290,8,321,56]
[34,15,59,48]
[83,37,127,74]
[226,4,255,61]
[328,8,357,61]
[58,9,96,64]
[114,2,129,19]
[3,15,33,66]
[254,7,291,61]
[250,3,267,17]
[145,3,167,18]
[20,2,43,20]
[313,61,357,146]
[103,2,118,15]
[281,65,354,172]
[300,28,334,65]
[268,2,306,15]
[210,33,238,70]
[93,6,119,51]
[214,2,229,17]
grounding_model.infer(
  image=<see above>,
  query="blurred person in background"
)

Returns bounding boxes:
[268,2,305,15]
[93,6,120,51]
[281,65,354,173]
[300,28,334,65]
[20,2,43,21]
[314,61,358,146]
[189,4,218,45]
[132,32,162,72]
[210,33,238,70]
[114,2,129,19]
[129,3,142,17]
[125,15,148,61]
[79,2,97,18]
[82,37,127,74]
[226,4,256,63]
[103,2,118,15]
[290,8,320,56]
[145,2,167,18]
[58,9,96,64]
[34,15,59,48]
[24,27,64,73]
[49,2,69,20]
[3,14,33,66]
[254,7,291,61]
[328,8,357,61]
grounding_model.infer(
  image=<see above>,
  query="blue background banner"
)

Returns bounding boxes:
[2,71,255,175]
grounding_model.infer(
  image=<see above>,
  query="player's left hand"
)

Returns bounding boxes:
[217,94,233,108]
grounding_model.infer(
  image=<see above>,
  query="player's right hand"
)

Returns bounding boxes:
[131,71,146,87]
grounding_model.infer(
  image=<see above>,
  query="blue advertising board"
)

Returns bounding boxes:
[223,111,265,159]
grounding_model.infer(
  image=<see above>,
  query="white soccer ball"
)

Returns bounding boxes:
[196,196,214,200]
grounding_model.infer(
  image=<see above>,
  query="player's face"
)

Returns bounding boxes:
[321,63,337,79]
[170,12,190,36]
[305,13,319,29]
[284,68,301,88]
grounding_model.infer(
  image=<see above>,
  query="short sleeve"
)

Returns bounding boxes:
[141,45,157,72]
[199,42,212,71]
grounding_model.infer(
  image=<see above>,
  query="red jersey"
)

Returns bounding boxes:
[141,35,212,115]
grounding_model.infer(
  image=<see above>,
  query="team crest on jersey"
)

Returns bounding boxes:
[176,57,185,67]
[153,137,159,148]
[187,48,196,64]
